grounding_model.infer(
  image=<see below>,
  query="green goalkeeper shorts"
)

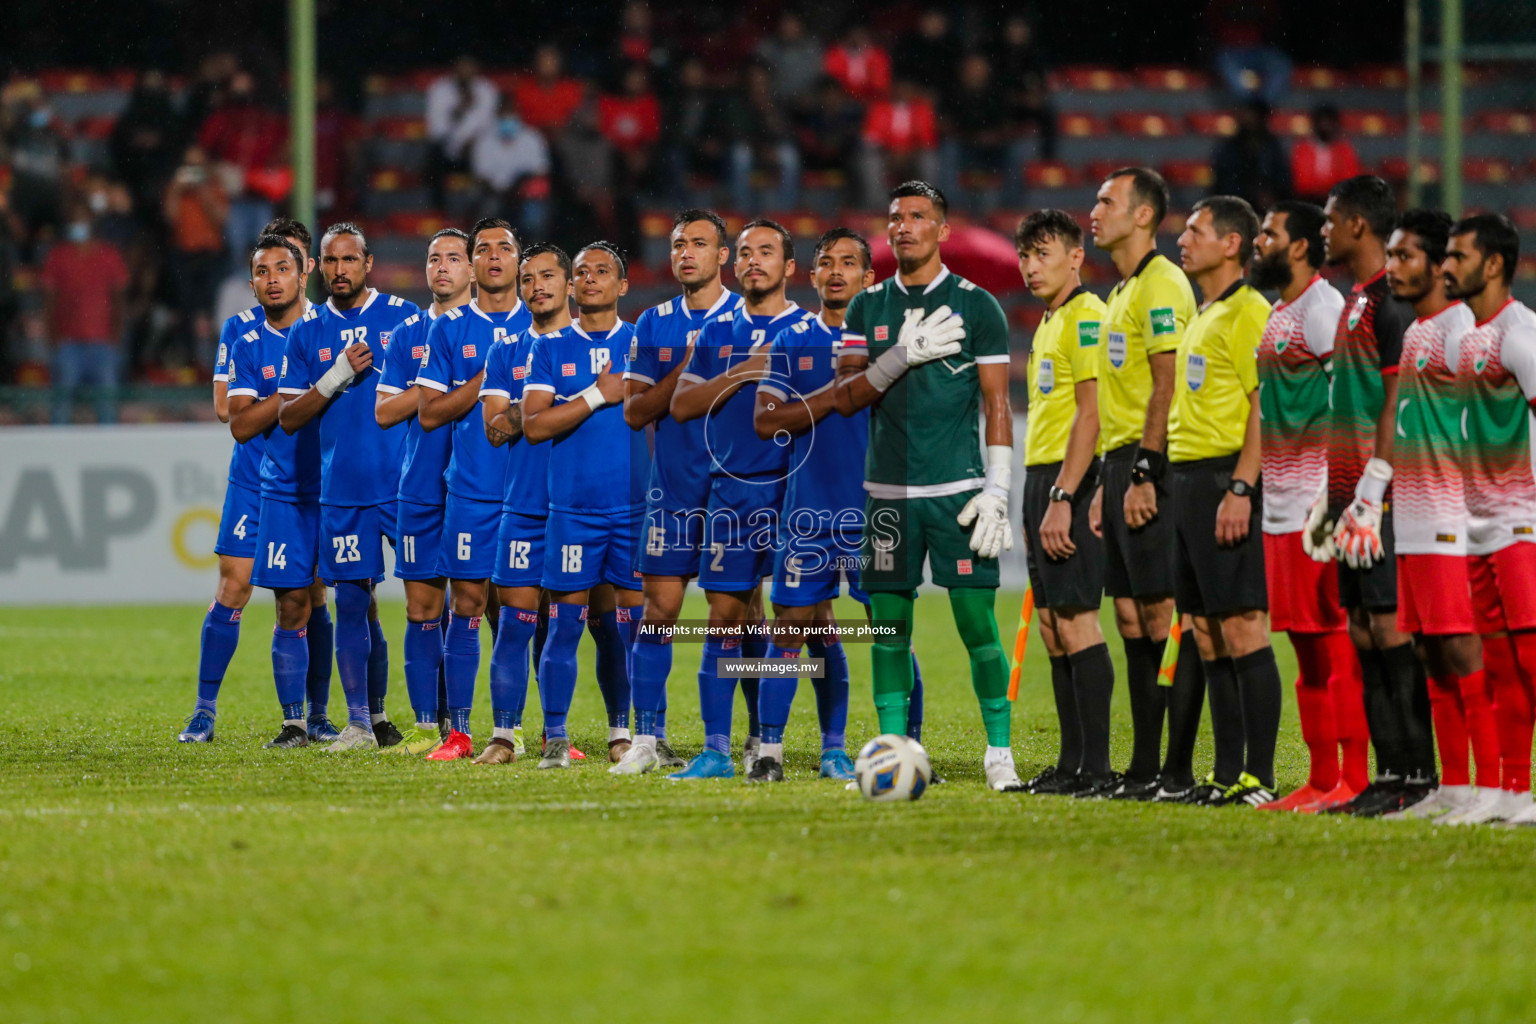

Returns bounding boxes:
[860,491,1000,592]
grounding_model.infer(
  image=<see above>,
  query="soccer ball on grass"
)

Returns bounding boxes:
[854,734,932,802]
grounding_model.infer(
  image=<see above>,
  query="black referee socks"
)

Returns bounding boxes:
[1049,654,1083,774]
[1356,644,1401,779]
[1160,630,1204,789]
[1122,636,1168,780]
[1070,643,1116,776]
[1381,641,1437,782]
[1234,647,1283,791]
[1202,658,1245,787]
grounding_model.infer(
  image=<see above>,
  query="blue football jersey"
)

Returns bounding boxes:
[759,313,869,531]
[624,291,740,511]
[378,307,452,506]
[419,300,530,502]
[683,304,810,479]
[279,290,419,507]
[230,319,320,502]
[525,320,647,515]
[217,304,265,491]
[481,325,551,517]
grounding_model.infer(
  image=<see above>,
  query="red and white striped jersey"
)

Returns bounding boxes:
[1461,299,1536,554]
[1394,302,1474,554]
[1257,276,1342,533]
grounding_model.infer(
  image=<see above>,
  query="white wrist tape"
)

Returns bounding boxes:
[982,444,1013,497]
[316,357,356,399]
[1356,457,1393,505]
[865,346,910,392]
[579,383,607,412]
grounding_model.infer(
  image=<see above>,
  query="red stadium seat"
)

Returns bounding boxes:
[1418,111,1443,134]
[1136,67,1210,91]
[639,210,673,238]
[1186,111,1238,137]
[1379,158,1441,184]
[801,169,847,190]
[37,69,112,93]
[1010,305,1044,331]
[374,117,426,141]
[369,169,420,191]
[1162,161,1214,188]
[1463,158,1517,185]
[1354,65,1407,89]
[1112,112,1181,138]
[1085,161,1129,185]
[1024,161,1082,188]
[1058,112,1109,138]
[1340,110,1404,137]
[1519,255,1536,283]
[1293,67,1347,90]
[1052,66,1134,92]
[388,212,452,237]
[1506,208,1536,231]
[1271,109,1313,138]
[1479,111,1535,135]
[75,116,117,140]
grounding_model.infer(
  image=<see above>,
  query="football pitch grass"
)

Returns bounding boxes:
[2,594,1534,1023]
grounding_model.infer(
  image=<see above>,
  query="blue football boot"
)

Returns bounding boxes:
[307,716,342,743]
[667,748,735,780]
[177,709,216,743]
[819,748,856,780]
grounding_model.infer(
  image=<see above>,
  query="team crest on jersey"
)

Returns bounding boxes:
[1037,357,1055,395]
[412,345,426,360]
[380,331,391,349]
[1107,330,1128,368]
[562,363,577,376]
[463,344,477,358]
[262,364,276,379]
[1348,295,1367,330]
[1416,348,1431,371]
[1186,353,1207,390]
[874,326,889,341]
[957,559,973,575]
[319,347,332,362]
[799,355,814,370]
[659,346,673,361]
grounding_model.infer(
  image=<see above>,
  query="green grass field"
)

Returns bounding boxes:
[2,593,1534,1023]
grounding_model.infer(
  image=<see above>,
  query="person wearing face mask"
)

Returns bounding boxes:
[41,207,130,424]
[164,146,230,369]
[470,95,551,239]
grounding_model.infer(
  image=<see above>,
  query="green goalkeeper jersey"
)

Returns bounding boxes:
[840,266,1011,498]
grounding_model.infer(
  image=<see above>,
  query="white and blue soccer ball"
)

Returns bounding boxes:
[854,734,933,802]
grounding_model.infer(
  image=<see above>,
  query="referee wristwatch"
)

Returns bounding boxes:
[1048,485,1073,503]
[1227,477,1256,498]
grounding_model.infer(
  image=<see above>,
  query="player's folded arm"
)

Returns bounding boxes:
[521,384,582,443]
[374,382,420,428]
[227,391,277,443]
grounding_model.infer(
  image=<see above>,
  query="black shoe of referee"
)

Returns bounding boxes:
[1108,775,1163,801]
[1027,766,1081,795]
[1072,771,1124,799]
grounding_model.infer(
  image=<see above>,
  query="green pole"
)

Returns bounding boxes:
[289,0,316,243]
[1406,0,1422,207]
[1442,0,1463,217]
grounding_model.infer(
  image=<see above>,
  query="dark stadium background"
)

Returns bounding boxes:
[4,0,1530,425]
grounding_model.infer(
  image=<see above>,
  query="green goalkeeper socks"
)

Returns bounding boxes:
[869,592,916,735]
[948,587,1012,747]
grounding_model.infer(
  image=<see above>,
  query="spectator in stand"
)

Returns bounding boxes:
[425,56,499,211]
[797,75,865,203]
[941,53,1010,213]
[0,190,20,382]
[162,146,228,370]
[615,1,657,71]
[109,69,184,224]
[755,11,826,119]
[1290,103,1361,205]
[1212,99,1293,213]
[721,61,801,211]
[2,81,68,251]
[181,52,240,144]
[1208,0,1291,106]
[516,44,586,137]
[85,178,158,376]
[824,25,891,103]
[196,71,286,271]
[471,94,552,239]
[661,56,724,203]
[41,205,130,424]
[557,97,621,249]
[599,63,662,180]
[993,14,1057,163]
[314,77,363,221]
[893,9,960,102]
[859,78,939,207]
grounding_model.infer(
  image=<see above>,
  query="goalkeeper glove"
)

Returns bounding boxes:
[958,445,1014,560]
[866,305,966,391]
[1333,458,1392,569]
[1301,488,1336,563]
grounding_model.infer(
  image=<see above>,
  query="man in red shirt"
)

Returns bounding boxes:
[824,26,891,102]
[859,79,938,207]
[197,71,287,271]
[515,45,585,136]
[1292,104,1362,205]
[42,210,129,423]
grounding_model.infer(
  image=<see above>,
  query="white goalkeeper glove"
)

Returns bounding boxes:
[958,445,1014,560]
[1333,457,1392,569]
[866,305,966,392]
[1301,486,1336,563]
[316,355,358,399]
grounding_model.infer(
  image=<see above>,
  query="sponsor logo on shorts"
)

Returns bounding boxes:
[562,363,577,376]
[874,326,889,341]
[262,365,276,379]
[659,346,672,361]
[463,344,477,358]
[799,356,814,370]
[319,347,332,362]
[957,559,973,575]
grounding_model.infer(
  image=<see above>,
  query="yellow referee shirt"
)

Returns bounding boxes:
[1026,287,1107,466]
[1168,280,1271,462]
[1099,251,1198,450]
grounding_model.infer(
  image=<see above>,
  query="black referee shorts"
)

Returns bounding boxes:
[1170,454,1267,618]
[1022,460,1104,611]
[1337,510,1397,613]
[1101,442,1176,601]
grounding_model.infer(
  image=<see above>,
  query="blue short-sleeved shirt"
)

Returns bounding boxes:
[681,303,811,479]
[758,313,869,533]
[481,325,552,517]
[524,320,647,515]
[230,318,319,502]
[417,299,531,503]
[377,307,453,506]
[217,304,265,491]
[623,290,739,510]
[279,289,419,507]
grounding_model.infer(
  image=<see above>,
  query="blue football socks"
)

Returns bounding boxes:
[537,603,587,740]
[304,603,333,721]
[334,582,373,728]
[403,617,443,727]
[272,625,309,721]
[443,611,482,736]
[195,600,243,715]
[490,607,538,731]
